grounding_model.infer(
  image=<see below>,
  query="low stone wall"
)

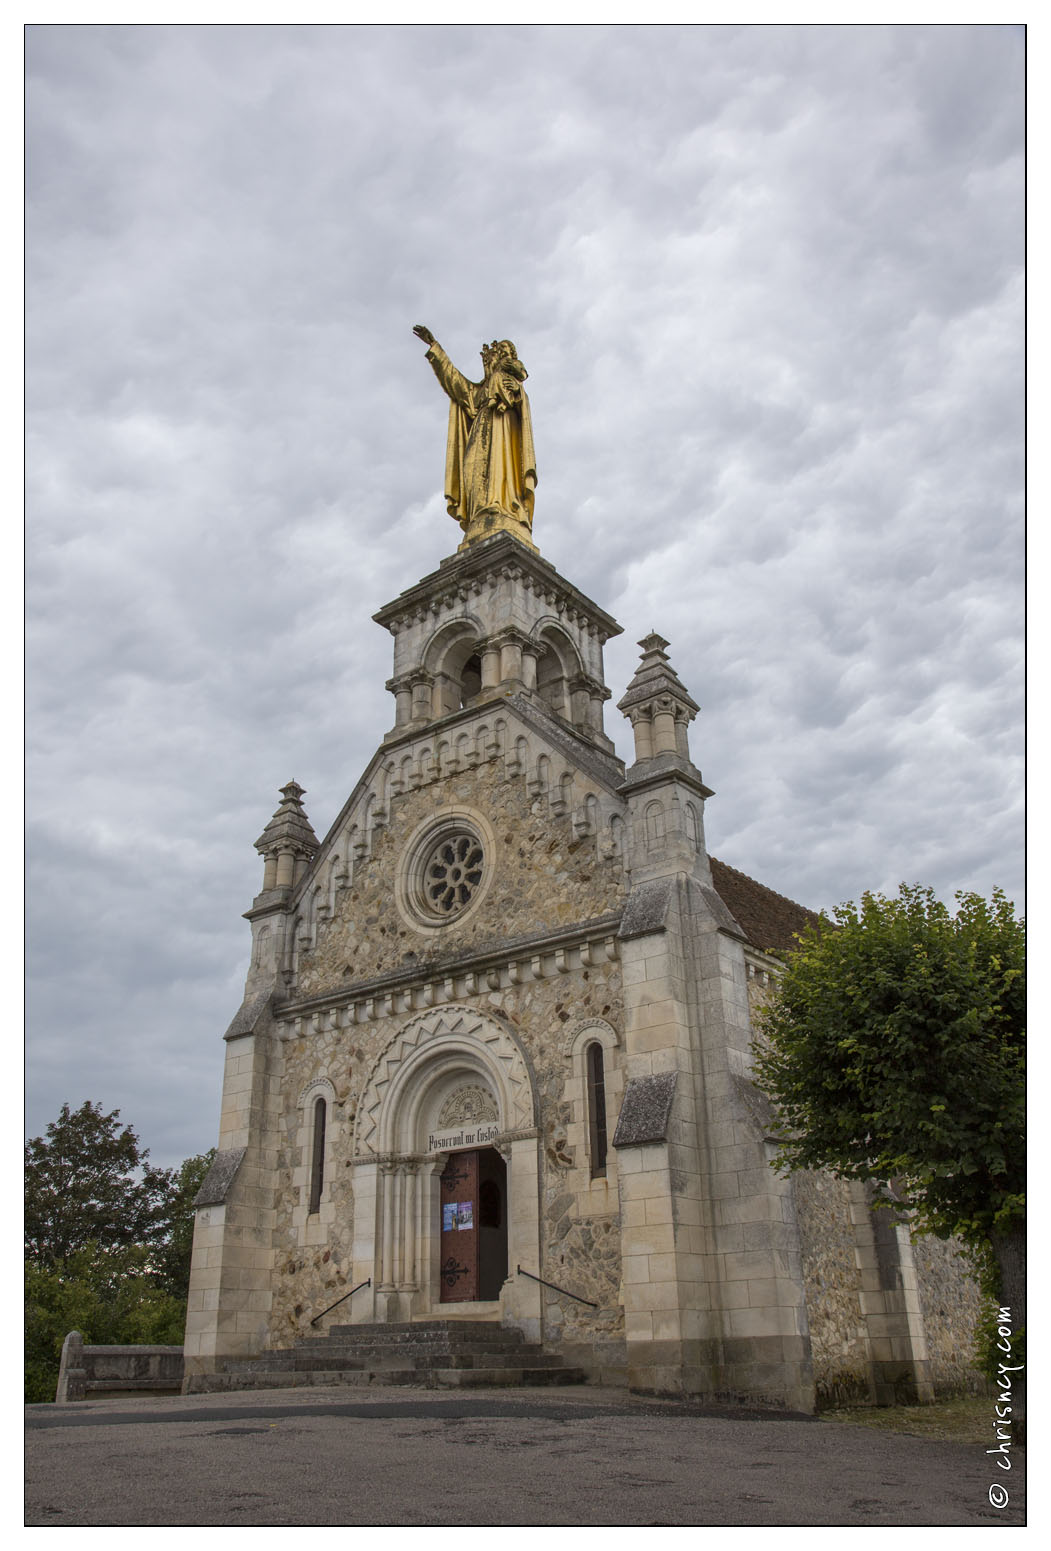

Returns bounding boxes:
[55,1331,184,1402]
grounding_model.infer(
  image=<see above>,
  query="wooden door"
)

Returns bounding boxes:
[439,1150,479,1302]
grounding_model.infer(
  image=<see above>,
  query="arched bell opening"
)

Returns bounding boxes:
[532,622,585,729]
[423,620,485,718]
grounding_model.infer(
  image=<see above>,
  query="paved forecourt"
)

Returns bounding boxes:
[25,1384,1023,1527]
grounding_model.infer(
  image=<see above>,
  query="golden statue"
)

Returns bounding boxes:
[413,325,537,551]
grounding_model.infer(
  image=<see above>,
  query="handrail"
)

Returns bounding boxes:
[516,1264,598,1308]
[309,1278,371,1327]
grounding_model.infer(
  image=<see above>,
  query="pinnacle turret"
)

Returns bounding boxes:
[253,780,319,892]
[617,633,700,764]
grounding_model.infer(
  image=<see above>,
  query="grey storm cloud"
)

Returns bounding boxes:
[26,23,1023,1165]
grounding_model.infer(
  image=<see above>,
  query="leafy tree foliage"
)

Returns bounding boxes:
[25,1101,176,1266]
[153,1148,216,1300]
[24,1247,188,1404]
[753,885,1025,1347]
[24,1100,215,1401]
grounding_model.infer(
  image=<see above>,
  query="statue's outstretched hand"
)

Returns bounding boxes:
[413,324,435,346]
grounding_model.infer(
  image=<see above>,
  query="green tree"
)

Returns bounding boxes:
[153,1148,216,1299]
[25,1101,175,1266]
[753,885,1025,1349]
[25,1246,188,1403]
[24,1101,216,1401]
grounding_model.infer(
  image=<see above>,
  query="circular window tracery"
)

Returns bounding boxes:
[425,832,485,914]
[397,812,493,930]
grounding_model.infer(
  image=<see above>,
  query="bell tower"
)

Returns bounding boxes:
[374,530,622,755]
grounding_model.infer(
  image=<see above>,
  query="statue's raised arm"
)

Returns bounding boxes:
[413,325,537,553]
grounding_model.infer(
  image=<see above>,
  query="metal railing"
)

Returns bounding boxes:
[516,1264,598,1308]
[309,1278,372,1327]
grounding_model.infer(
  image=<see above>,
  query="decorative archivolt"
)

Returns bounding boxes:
[353,1004,535,1155]
[528,615,585,676]
[297,1075,337,1110]
[562,1016,621,1062]
[421,615,485,678]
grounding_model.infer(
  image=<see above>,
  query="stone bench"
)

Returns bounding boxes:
[54,1331,184,1402]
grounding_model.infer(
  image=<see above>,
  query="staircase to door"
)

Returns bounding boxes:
[184,1320,588,1394]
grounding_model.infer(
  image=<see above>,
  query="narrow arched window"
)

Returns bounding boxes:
[308,1096,327,1214]
[586,1042,608,1178]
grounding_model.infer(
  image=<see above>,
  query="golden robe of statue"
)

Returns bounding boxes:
[414,326,537,550]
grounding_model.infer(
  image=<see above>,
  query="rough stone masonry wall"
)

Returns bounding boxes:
[296,761,627,997]
[269,948,627,1352]
[745,963,986,1403]
[792,1170,873,1408]
[911,1233,987,1395]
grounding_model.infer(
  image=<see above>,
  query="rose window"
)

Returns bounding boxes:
[424,833,485,915]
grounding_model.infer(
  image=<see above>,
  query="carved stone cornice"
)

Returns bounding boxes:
[373,532,622,645]
[274,911,623,1032]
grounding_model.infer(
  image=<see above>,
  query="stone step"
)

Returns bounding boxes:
[290,1336,542,1357]
[184,1364,588,1395]
[314,1322,523,1346]
[324,1321,511,1337]
[219,1343,569,1375]
[294,1348,570,1372]
[185,1316,589,1396]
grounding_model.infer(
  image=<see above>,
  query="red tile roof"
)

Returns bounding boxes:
[710,857,822,953]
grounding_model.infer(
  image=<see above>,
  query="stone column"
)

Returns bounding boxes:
[630,710,654,762]
[521,643,541,692]
[480,642,502,690]
[386,674,414,728]
[378,1160,397,1296]
[569,678,591,729]
[399,1162,419,1293]
[392,1163,407,1288]
[410,673,434,722]
[431,673,459,718]
[498,633,524,685]
[652,695,678,754]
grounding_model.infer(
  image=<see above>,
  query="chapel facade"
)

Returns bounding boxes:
[183,357,983,1409]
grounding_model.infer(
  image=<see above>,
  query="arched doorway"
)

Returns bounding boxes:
[351,1006,542,1329]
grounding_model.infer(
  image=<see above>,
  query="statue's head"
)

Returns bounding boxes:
[481,339,518,374]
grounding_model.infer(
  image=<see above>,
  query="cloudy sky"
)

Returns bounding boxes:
[26,23,1024,1169]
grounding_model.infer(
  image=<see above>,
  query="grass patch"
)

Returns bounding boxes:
[819,1394,999,1445]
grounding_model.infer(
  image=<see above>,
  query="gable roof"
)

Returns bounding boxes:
[709,857,822,954]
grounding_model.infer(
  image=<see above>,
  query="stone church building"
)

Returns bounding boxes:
[184,388,981,1408]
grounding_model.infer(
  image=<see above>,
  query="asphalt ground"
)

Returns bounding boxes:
[24,1383,1025,1527]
